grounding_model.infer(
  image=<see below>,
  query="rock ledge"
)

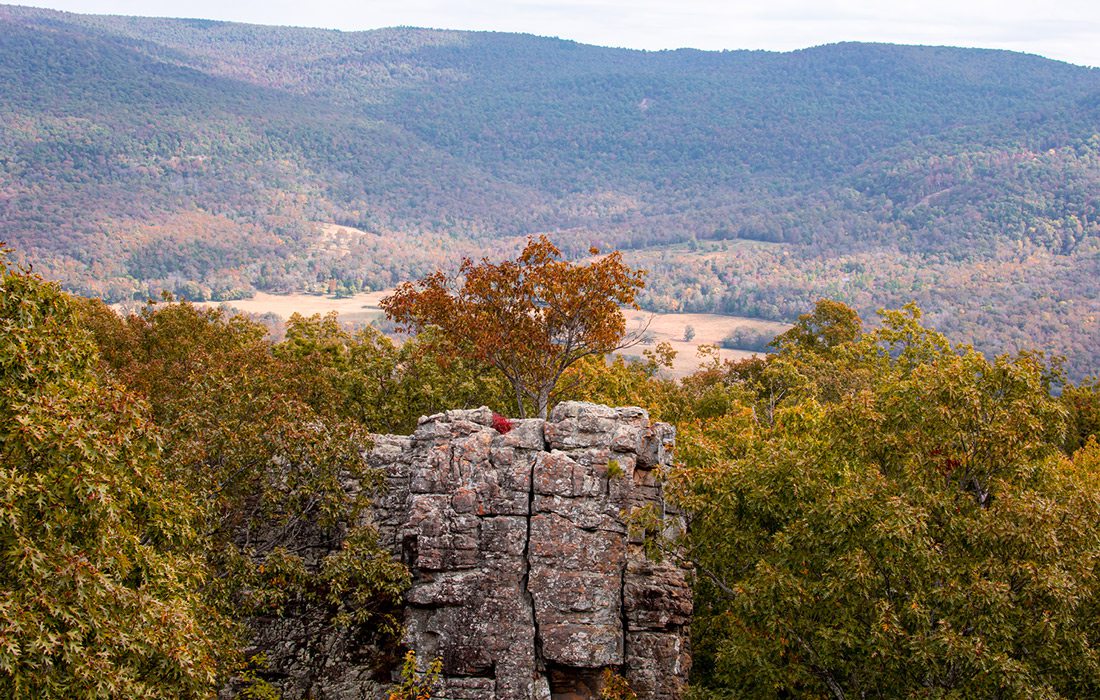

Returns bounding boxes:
[370,402,691,699]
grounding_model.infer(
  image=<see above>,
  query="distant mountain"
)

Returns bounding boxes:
[1,4,1098,377]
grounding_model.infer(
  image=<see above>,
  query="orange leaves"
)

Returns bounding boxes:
[381,236,646,417]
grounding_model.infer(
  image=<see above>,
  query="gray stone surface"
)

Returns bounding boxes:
[245,402,691,699]
[382,402,691,699]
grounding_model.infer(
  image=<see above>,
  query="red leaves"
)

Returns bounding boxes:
[490,412,514,434]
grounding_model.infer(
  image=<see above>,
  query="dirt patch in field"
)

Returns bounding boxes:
[195,291,389,326]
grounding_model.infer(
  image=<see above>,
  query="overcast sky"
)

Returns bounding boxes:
[13,0,1100,67]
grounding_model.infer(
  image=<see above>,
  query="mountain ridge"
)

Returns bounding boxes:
[5,3,1098,69]
[1,3,1098,377]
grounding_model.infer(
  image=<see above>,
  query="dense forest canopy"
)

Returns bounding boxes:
[0,4,1099,378]
[5,244,1100,696]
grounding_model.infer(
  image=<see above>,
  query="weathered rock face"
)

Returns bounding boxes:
[368,402,692,699]
[244,402,691,699]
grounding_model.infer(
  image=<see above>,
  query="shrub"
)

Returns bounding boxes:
[607,458,625,479]
[599,668,638,700]
[719,327,777,353]
[491,412,514,434]
[388,651,442,700]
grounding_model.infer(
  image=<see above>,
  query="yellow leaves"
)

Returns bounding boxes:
[389,650,442,700]
[598,667,639,700]
[2,263,231,698]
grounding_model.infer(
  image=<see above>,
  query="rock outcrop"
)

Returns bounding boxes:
[244,402,692,699]
[369,402,691,699]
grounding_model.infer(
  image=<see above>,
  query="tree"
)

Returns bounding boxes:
[274,312,510,434]
[80,298,411,690]
[1062,378,1100,454]
[669,304,1100,697]
[381,236,646,418]
[772,298,862,353]
[0,255,230,698]
[683,325,696,342]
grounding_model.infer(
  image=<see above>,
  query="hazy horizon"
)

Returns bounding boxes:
[6,0,1099,68]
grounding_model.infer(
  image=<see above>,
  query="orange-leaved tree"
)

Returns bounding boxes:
[381,236,646,418]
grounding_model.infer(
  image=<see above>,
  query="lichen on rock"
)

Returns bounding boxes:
[245,402,691,699]
[374,402,691,699]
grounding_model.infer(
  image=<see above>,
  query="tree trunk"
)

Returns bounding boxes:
[537,388,551,419]
[513,381,527,419]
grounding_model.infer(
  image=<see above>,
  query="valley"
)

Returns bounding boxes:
[2,4,1098,378]
[5,4,1100,698]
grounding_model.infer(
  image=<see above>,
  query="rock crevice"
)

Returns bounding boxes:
[369,402,692,699]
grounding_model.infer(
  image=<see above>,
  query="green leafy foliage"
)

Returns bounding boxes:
[607,459,624,480]
[274,311,511,434]
[79,299,412,653]
[1063,378,1100,454]
[720,326,776,353]
[8,220,1100,698]
[0,255,231,698]
[387,651,442,700]
[234,656,280,700]
[666,302,1100,697]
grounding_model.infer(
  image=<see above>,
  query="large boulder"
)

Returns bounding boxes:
[374,403,691,699]
[246,402,692,700]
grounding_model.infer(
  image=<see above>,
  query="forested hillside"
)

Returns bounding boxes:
[1,4,1099,376]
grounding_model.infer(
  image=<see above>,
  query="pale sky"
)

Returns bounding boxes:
[12,0,1100,67]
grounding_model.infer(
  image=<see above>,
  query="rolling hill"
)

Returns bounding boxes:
[1,4,1098,376]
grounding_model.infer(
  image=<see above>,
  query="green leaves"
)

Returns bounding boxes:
[275,313,509,434]
[3,261,414,696]
[1,257,229,698]
[671,302,1100,698]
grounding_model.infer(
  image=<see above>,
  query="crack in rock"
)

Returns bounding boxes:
[521,432,546,681]
[243,402,693,700]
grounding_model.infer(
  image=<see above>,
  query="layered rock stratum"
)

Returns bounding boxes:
[250,402,692,699]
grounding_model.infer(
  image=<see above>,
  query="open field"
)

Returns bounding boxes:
[621,309,789,377]
[196,291,391,327]
[197,292,790,378]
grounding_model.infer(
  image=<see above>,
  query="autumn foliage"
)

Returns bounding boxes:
[0,255,229,698]
[490,412,514,434]
[8,227,1100,697]
[669,304,1100,698]
[381,236,646,418]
